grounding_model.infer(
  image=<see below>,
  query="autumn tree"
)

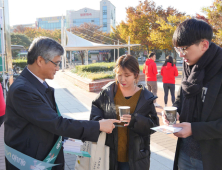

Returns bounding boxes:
[117,1,163,53]
[202,0,222,46]
[150,15,189,59]
[195,14,210,24]
[110,26,126,45]
[14,27,61,43]
[114,0,186,56]
[13,25,26,33]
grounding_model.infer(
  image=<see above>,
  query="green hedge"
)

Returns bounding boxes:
[71,70,115,81]
[71,62,145,81]
[75,62,116,73]
[12,59,27,69]
[139,65,143,72]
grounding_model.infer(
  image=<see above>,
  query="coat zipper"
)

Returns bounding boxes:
[132,97,157,127]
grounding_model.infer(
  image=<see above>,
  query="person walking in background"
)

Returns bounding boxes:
[143,52,160,107]
[90,55,159,170]
[0,83,5,126]
[161,56,178,107]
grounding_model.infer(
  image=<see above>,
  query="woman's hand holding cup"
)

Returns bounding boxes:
[120,115,131,126]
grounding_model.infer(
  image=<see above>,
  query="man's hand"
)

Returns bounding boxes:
[120,115,131,126]
[99,119,121,134]
[173,122,192,138]
[162,111,179,125]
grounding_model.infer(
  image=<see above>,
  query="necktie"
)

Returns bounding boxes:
[43,81,48,88]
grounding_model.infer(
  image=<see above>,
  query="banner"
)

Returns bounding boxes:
[5,143,58,170]
[5,104,63,170]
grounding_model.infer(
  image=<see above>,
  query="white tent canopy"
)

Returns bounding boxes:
[64,31,140,51]
[11,45,25,50]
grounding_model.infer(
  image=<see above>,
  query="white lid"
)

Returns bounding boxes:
[164,107,177,111]
[118,106,130,109]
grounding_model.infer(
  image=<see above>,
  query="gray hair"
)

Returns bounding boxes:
[27,37,64,65]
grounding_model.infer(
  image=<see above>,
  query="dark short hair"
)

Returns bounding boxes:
[148,52,156,58]
[163,56,174,67]
[173,18,213,47]
[114,54,140,84]
[27,37,64,65]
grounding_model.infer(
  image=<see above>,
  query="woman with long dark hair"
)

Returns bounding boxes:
[90,55,159,170]
[161,56,178,107]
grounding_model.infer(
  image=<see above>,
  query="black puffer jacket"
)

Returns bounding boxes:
[90,82,159,170]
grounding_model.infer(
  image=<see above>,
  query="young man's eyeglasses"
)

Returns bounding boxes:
[174,46,189,55]
[174,40,206,56]
[46,59,61,67]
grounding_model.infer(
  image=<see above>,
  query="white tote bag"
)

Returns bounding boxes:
[75,132,109,170]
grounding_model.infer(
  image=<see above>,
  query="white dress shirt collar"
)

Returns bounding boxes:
[27,67,44,84]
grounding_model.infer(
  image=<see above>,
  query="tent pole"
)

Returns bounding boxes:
[64,26,67,69]
[114,42,115,63]
[61,15,64,72]
[70,51,71,68]
[128,36,130,55]
[118,39,119,58]
[85,50,88,65]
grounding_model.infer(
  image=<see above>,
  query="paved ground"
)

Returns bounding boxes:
[0,70,182,170]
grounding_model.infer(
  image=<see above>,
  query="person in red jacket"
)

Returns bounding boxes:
[143,52,160,107]
[0,83,5,126]
[161,55,178,107]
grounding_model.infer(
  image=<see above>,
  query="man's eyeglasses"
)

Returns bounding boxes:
[174,46,189,55]
[46,59,61,67]
[174,40,205,56]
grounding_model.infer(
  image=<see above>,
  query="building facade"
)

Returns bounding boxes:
[66,8,100,28]
[35,0,115,32]
[66,0,116,33]
[36,16,65,30]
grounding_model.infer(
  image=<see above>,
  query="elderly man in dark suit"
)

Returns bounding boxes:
[4,37,119,170]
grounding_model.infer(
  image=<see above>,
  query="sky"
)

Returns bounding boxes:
[8,0,214,26]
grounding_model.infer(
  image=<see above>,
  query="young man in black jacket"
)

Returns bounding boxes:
[162,19,222,170]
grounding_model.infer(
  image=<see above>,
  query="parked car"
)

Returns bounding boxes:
[138,56,146,62]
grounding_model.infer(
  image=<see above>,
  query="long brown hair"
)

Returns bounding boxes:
[113,54,140,84]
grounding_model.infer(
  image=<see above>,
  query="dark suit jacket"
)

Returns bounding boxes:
[4,67,100,170]
[173,68,222,170]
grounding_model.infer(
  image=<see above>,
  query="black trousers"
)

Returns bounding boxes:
[0,115,4,127]
[163,83,175,105]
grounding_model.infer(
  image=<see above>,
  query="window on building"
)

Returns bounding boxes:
[103,6,107,15]
[103,22,107,27]
[103,10,107,15]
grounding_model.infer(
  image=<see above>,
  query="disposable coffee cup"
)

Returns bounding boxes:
[119,106,130,124]
[164,107,177,125]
